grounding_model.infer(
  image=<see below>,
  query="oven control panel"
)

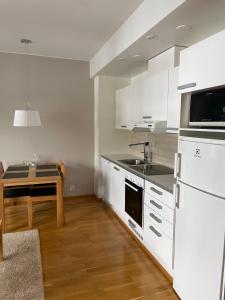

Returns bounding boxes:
[125,171,144,188]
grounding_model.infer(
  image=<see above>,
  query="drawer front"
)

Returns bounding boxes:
[144,204,173,239]
[144,216,173,271]
[144,193,174,224]
[145,180,174,209]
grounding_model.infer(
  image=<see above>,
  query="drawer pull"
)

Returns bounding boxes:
[120,125,127,128]
[150,200,162,210]
[113,166,120,171]
[177,82,197,90]
[150,187,163,196]
[149,226,162,237]
[150,213,162,224]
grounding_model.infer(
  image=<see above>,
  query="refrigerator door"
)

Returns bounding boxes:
[173,182,225,300]
[178,138,225,198]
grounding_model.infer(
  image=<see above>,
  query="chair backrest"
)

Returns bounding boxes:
[0,162,4,177]
[58,161,66,179]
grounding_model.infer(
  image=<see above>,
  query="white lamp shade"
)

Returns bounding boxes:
[13,110,41,127]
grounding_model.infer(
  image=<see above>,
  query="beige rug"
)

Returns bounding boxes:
[0,229,45,300]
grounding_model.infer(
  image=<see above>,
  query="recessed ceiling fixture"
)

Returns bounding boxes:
[146,34,159,40]
[176,24,192,31]
[133,54,142,58]
[13,39,41,127]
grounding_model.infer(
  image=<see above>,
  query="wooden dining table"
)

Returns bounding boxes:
[0,163,64,232]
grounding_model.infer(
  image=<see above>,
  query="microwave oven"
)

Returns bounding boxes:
[189,87,225,127]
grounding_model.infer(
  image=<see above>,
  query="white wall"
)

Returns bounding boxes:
[94,75,131,197]
[90,0,185,77]
[0,52,94,196]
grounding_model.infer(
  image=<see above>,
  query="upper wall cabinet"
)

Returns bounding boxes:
[116,85,131,130]
[142,70,168,122]
[178,29,225,93]
[167,67,181,131]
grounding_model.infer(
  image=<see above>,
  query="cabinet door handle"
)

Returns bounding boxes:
[174,153,181,179]
[142,116,152,119]
[175,184,180,209]
[113,166,120,171]
[150,200,162,210]
[177,82,197,90]
[125,182,138,192]
[120,125,127,128]
[150,213,162,224]
[150,187,163,196]
[149,226,162,237]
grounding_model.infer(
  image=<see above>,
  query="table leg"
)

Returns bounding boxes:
[56,178,63,228]
[0,219,3,262]
[0,184,4,234]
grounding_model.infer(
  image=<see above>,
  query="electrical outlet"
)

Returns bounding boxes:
[69,185,75,192]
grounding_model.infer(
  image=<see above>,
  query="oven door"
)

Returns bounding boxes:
[125,179,143,227]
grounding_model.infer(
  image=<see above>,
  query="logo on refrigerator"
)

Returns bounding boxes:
[194,148,201,158]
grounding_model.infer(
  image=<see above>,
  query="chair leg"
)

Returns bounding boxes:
[27,198,33,229]
[0,219,3,262]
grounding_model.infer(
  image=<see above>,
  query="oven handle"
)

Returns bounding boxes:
[125,182,138,192]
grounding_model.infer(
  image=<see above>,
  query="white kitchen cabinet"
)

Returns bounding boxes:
[142,70,168,121]
[178,28,225,93]
[100,158,112,205]
[143,181,175,275]
[116,85,131,129]
[167,67,181,131]
[110,163,125,218]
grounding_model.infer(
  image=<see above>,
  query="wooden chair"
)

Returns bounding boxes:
[28,161,66,228]
[0,161,32,230]
[0,219,3,262]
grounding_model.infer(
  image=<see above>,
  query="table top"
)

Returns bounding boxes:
[0,163,61,186]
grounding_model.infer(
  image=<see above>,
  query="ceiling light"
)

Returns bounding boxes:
[176,24,192,31]
[133,54,142,58]
[146,34,159,40]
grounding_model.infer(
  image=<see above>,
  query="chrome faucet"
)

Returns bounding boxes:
[128,142,151,163]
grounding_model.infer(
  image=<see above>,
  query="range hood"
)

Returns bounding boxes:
[132,120,167,133]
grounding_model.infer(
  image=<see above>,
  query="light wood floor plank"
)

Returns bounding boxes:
[5,196,179,300]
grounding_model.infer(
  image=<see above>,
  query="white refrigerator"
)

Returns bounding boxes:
[173,137,225,300]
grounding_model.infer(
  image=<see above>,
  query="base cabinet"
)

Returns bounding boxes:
[101,157,175,277]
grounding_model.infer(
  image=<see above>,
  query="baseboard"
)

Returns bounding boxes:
[64,194,96,200]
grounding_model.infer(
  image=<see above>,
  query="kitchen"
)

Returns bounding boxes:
[0,1,225,299]
[96,14,225,300]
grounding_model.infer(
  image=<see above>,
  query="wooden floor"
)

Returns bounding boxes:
[5,196,179,300]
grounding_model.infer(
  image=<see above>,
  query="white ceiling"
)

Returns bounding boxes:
[101,0,225,77]
[0,0,143,60]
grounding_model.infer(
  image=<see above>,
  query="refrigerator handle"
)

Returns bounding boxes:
[174,153,181,179]
[174,183,180,209]
[220,232,225,300]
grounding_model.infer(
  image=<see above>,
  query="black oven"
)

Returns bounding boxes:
[125,178,143,227]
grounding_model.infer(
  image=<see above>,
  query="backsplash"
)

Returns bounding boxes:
[128,132,178,168]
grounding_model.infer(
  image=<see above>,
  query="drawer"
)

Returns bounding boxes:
[144,193,174,224]
[144,216,173,271]
[145,180,174,209]
[144,204,173,239]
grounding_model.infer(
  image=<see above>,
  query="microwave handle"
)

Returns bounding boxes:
[177,82,197,90]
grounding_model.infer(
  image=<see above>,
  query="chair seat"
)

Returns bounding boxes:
[31,184,56,197]
[4,186,30,198]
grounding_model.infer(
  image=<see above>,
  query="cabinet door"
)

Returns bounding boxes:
[178,29,225,93]
[173,182,225,300]
[130,79,144,126]
[143,70,168,121]
[110,164,125,218]
[116,86,131,129]
[167,67,181,130]
[101,158,112,205]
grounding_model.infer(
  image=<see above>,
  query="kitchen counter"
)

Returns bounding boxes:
[101,153,176,194]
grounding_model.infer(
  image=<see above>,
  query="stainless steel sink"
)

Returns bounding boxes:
[119,159,146,166]
[130,164,174,176]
